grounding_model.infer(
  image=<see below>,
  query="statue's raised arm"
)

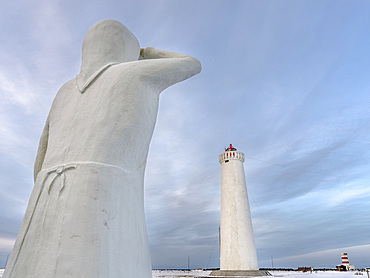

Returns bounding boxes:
[138,47,201,92]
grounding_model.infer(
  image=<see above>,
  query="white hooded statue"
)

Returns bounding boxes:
[4,19,201,278]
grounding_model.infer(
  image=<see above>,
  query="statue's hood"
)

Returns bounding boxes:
[76,19,140,93]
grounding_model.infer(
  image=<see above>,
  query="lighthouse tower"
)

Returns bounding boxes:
[219,144,258,270]
[210,145,268,277]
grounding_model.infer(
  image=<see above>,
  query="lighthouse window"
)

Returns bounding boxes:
[225,160,229,163]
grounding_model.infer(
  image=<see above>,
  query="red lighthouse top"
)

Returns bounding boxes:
[225,144,237,151]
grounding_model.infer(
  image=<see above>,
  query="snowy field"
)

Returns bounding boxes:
[268,271,367,278]
[153,269,211,277]
[0,269,367,277]
[152,270,368,278]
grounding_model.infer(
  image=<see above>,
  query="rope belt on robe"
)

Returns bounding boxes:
[6,161,130,277]
[42,164,77,194]
[41,161,129,193]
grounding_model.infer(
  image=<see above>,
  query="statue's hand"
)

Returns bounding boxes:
[139,48,145,60]
[139,47,156,60]
[135,47,201,92]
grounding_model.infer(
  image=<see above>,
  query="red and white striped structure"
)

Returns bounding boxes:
[341,253,350,267]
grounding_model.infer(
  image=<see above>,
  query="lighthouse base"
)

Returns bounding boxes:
[207,270,271,277]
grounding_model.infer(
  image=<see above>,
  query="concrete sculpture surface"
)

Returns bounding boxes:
[4,19,201,278]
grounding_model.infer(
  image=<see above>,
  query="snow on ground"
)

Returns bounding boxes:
[268,271,367,278]
[153,269,211,277]
[152,270,367,278]
[0,269,367,277]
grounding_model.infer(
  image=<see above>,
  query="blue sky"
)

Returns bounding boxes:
[1,0,370,270]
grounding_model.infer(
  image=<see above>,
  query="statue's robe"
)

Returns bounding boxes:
[4,19,201,278]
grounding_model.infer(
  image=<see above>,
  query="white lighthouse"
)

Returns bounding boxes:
[210,144,267,277]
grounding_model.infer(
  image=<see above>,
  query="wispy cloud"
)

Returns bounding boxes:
[0,238,15,253]
[326,180,370,207]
